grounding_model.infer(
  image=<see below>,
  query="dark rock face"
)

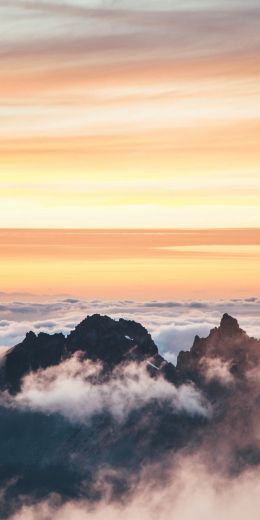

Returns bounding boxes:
[2,315,160,393]
[3,331,66,393]
[219,313,241,336]
[66,314,158,365]
[176,313,260,383]
[0,313,259,518]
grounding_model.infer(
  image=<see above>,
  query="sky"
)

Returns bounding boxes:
[0,228,260,298]
[0,1,260,299]
[1,0,260,228]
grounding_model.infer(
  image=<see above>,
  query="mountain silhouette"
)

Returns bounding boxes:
[2,314,164,393]
[0,313,259,518]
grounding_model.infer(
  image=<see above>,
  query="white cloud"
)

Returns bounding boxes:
[153,322,212,364]
[0,354,209,423]
[199,357,234,385]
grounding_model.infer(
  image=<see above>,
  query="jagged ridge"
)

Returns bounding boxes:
[2,314,164,393]
[2,312,260,393]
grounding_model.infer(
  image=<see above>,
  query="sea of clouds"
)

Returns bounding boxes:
[0,294,260,364]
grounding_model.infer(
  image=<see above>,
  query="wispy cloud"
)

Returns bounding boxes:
[7,458,260,520]
[1,0,260,227]
[1,354,208,422]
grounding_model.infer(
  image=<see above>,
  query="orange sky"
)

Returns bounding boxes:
[0,2,260,298]
[0,229,259,298]
[0,1,260,228]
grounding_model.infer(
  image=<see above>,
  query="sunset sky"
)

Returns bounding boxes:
[1,0,260,228]
[0,1,260,298]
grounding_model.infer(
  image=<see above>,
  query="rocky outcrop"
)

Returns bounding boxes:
[66,314,158,364]
[2,314,163,393]
[176,313,260,383]
[3,331,66,393]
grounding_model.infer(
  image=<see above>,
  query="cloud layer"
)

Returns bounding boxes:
[1,296,260,363]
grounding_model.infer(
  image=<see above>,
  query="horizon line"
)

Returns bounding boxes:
[0,227,260,232]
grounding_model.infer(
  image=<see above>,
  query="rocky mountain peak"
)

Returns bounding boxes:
[66,313,158,365]
[219,313,243,336]
[176,313,260,383]
[2,314,159,393]
[25,331,37,341]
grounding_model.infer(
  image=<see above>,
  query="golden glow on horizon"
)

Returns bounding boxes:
[0,229,260,298]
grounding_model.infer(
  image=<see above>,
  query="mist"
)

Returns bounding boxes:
[8,457,260,520]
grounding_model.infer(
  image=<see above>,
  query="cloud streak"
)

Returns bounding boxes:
[1,0,260,228]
